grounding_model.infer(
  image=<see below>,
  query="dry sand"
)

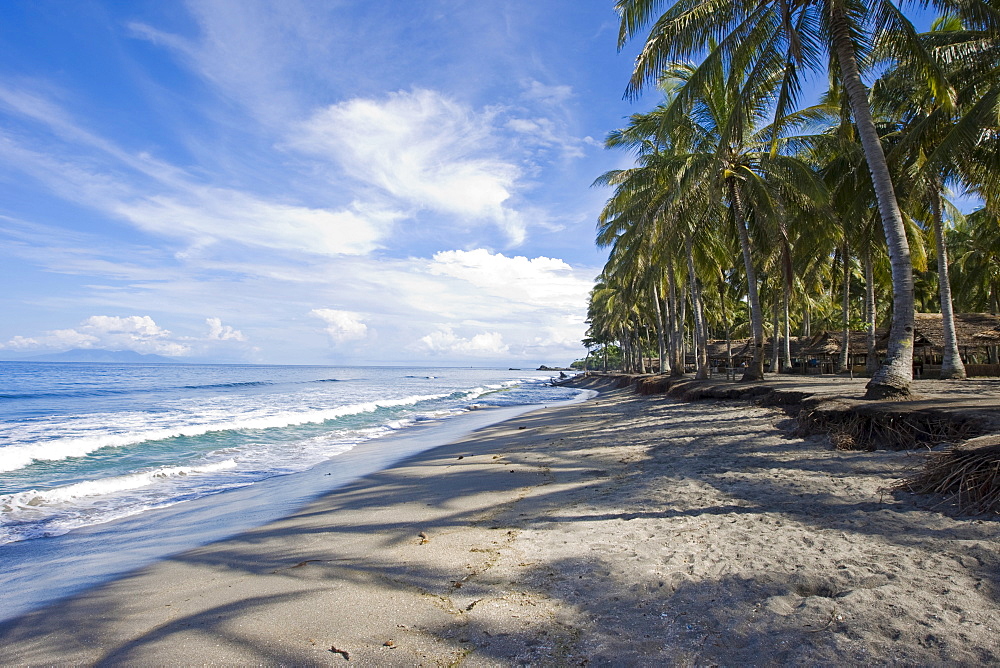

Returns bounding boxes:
[1,377,999,666]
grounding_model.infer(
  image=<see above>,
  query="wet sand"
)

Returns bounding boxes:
[1,377,998,665]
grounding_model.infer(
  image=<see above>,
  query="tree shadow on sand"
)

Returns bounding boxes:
[1,386,998,665]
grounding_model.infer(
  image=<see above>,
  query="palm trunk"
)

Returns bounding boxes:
[771,298,780,373]
[643,324,654,373]
[653,282,667,374]
[932,187,966,379]
[719,280,733,372]
[839,241,851,373]
[829,1,914,398]
[782,246,793,372]
[728,178,765,381]
[666,256,683,375]
[620,329,630,373]
[677,280,687,373]
[685,230,710,379]
[864,248,879,375]
[661,276,673,374]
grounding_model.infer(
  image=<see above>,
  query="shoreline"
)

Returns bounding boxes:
[0,394,592,624]
[2,377,999,664]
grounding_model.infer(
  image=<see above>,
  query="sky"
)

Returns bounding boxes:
[0,0,654,366]
[0,1,948,367]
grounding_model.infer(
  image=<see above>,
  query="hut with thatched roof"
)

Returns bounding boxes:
[972,324,1000,345]
[706,314,1000,377]
[872,313,1000,376]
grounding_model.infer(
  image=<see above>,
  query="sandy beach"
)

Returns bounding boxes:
[2,376,999,665]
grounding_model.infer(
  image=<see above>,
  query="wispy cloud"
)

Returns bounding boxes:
[0,2,616,365]
[293,88,528,245]
[0,110,395,257]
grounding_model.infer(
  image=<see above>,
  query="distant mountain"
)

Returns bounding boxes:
[22,349,187,364]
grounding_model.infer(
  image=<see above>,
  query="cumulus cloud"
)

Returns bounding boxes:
[0,315,256,357]
[0,315,188,356]
[310,308,368,343]
[1,332,100,350]
[412,326,509,357]
[428,248,592,307]
[293,89,527,245]
[206,317,247,341]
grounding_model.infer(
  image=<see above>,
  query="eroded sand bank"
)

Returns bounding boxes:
[1,378,998,665]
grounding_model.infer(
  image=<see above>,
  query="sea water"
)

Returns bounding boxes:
[0,362,587,619]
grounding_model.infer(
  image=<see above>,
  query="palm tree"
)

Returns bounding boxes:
[950,208,1000,315]
[613,0,972,397]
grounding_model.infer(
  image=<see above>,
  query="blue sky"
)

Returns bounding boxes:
[0,1,947,366]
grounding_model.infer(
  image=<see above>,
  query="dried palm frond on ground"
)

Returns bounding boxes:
[799,405,988,450]
[896,441,1000,514]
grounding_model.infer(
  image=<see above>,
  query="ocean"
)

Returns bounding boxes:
[0,362,589,619]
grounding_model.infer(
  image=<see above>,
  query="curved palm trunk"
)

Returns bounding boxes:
[932,188,966,379]
[729,178,765,381]
[829,1,914,398]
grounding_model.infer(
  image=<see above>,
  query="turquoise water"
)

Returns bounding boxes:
[0,362,581,545]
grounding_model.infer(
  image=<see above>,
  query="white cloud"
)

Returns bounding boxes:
[522,80,574,105]
[1,314,256,358]
[505,116,586,159]
[428,248,592,307]
[293,89,527,245]
[114,189,391,257]
[74,315,190,356]
[310,308,368,343]
[82,315,169,338]
[206,317,247,341]
[126,3,306,125]
[0,315,187,356]
[413,326,509,357]
[0,92,395,258]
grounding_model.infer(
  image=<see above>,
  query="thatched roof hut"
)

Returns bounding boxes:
[800,331,842,357]
[872,313,1000,355]
[910,312,1000,351]
[973,325,1000,344]
[731,335,817,360]
[705,339,748,361]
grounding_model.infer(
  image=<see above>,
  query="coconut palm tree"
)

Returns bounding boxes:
[613,0,976,397]
[949,208,1000,314]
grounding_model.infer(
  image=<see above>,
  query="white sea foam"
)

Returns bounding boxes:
[0,367,583,547]
[0,391,452,473]
[1,460,239,515]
